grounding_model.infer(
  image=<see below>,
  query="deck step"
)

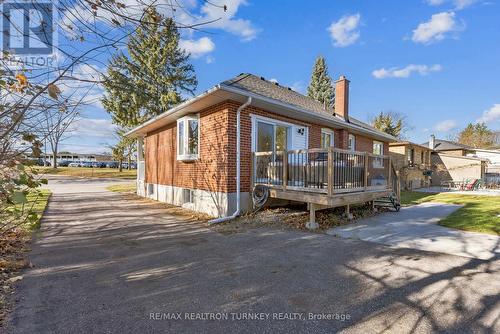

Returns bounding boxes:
[374,195,401,211]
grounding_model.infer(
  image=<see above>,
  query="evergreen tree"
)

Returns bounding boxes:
[457,123,494,148]
[307,56,335,108]
[102,8,197,127]
[372,111,407,139]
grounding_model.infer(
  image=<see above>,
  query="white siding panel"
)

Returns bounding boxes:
[291,126,308,150]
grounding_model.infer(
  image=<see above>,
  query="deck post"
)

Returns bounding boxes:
[364,152,369,190]
[306,203,320,230]
[388,156,392,186]
[282,151,288,190]
[327,147,334,196]
[345,204,354,220]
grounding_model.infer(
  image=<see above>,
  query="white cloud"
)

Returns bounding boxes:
[477,104,500,123]
[72,118,117,137]
[372,64,442,79]
[58,63,105,109]
[434,119,458,132]
[62,0,259,42]
[205,55,215,64]
[179,37,215,58]
[412,12,461,44]
[199,0,259,41]
[425,0,477,10]
[328,14,361,47]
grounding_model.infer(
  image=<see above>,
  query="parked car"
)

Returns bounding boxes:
[57,160,71,167]
[105,161,119,168]
[92,162,106,168]
[129,162,137,169]
[68,162,80,167]
[81,162,92,168]
[122,162,129,169]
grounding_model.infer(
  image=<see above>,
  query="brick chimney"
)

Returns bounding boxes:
[335,75,350,121]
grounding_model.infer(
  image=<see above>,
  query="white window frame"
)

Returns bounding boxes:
[348,134,356,151]
[373,140,384,168]
[177,114,200,161]
[250,114,306,152]
[321,129,335,148]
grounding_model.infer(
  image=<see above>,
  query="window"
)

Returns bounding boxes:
[177,114,200,161]
[256,121,290,153]
[407,148,415,164]
[182,189,194,203]
[373,141,384,168]
[321,129,334,148]
[348,134,356,151]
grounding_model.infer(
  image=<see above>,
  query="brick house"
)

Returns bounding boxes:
[389,142,433,189]
[422,136,488,186]
[127,74,399,221]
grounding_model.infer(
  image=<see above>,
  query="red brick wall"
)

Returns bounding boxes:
[145,101,233,193]
[144,99,390,194]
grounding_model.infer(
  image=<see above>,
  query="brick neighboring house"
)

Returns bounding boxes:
[127,73,398,218]
[389,142,433,189]
[422,136,487,186]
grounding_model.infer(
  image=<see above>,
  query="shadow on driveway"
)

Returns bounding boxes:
[6,182,500,333]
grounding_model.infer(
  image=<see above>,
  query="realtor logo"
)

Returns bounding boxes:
[2,0,56,58]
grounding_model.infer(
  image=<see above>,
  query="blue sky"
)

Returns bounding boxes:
[62,0,500,153]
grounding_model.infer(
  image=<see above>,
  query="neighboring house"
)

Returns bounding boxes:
[127,73,399,221]
[467,148,500,177]
[389,142,432,189]
[421,137,476,157]
[422,136,487,185]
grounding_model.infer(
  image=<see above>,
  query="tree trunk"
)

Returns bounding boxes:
[52,150,57,169]
[119,159,123,172]
[127,156,131,170]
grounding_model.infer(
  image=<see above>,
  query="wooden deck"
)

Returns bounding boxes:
[252,147,401,228]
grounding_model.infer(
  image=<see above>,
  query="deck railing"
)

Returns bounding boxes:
[253,147,398,196]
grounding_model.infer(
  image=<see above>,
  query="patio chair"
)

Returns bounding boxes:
[464,179,478,191]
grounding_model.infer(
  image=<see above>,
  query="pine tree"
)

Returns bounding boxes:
[307,56,335,109]
[102,8,197,127]
[372,111,406,139]
[457,123,494,148]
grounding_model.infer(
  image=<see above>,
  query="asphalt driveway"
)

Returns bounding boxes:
[5,177,500,333]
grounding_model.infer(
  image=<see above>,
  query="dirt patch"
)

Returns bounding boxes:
[211,203,386,234]
[0,230,33,326]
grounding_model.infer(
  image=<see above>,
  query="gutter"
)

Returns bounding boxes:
[208,96,252,225]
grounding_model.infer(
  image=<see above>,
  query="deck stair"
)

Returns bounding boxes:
[374,193,401,211]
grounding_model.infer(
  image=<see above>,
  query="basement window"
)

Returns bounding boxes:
[177,114,200,161]
[182,189,194,203]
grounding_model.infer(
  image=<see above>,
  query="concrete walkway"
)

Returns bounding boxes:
[328,202,500,260]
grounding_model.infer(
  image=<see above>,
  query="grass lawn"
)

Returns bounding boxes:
[107,183,136,193]
[401,191,500,235]
[23,189,52,230]
[35,167,136,179]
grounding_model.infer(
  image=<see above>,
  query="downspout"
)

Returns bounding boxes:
[208,96,252,224]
